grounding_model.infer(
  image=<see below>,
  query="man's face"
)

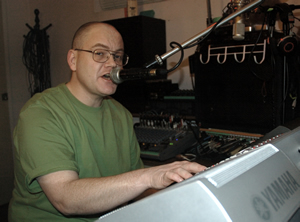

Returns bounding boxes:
[74,24,124,99]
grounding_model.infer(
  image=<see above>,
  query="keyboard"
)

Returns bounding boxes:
[134,126,197,161]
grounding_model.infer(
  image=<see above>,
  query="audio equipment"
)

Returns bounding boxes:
[97,126,300,222]
[191,28,299,134]
[277,36,298,55]
[135,126,197,161]
[134,114,198,161]
[110,67,167,84]
[231,0,250,41]
[104,16,166,114]
[270,3,299,56]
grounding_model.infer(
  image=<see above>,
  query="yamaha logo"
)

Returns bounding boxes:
[253,196,271,220]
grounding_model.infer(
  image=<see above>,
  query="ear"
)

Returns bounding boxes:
[67,49,77,71]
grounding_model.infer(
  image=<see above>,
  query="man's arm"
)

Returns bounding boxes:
[37,161,206,216]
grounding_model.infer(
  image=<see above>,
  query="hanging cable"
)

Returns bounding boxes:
[23,9,52,97]
[166,41,185,73]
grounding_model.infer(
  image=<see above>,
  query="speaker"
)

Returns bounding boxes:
[104,16,166,113]
[104,16,166,69]
[191,29,298,134]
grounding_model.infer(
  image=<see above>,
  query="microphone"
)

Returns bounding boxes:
[110,67,168,84]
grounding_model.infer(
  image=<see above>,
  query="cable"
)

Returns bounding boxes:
[23,10,51,97]
[166,41,184,73]
[246,12,269,81]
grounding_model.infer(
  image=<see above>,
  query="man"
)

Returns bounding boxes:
[8,22,206,221]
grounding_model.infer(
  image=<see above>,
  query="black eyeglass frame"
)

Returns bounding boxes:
[74,48,129,66]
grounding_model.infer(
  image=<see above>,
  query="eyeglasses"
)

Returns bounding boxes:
[75,48,129,66]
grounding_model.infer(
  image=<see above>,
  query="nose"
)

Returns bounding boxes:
[105,54,118,67]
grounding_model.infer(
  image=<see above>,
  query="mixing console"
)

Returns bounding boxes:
[135,126,197,161]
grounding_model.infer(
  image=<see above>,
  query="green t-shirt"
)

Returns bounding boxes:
[9,83,144,221]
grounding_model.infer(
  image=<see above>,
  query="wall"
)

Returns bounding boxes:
[0,0,13,205]
[0,0,299,203]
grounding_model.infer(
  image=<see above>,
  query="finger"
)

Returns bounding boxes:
[164,171,185,184]
[176,167,195,180]
[173,161,207,174]
[163,166,194,183]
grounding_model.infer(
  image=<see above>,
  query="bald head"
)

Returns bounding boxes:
[71,22,122,49]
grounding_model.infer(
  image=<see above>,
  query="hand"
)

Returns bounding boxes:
[144,161,206,189]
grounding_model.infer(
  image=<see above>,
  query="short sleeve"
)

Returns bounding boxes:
[14,104,79,193]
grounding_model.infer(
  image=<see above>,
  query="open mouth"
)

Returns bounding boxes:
[102,74,111,80]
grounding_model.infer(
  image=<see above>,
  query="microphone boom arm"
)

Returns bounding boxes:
[144,0,265,69]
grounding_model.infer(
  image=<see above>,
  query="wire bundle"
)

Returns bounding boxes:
[23,9,52,97]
